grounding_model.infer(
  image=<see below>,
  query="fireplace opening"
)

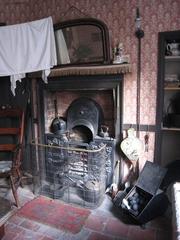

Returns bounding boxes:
[70,126,93,143]
[44,87,116,138]
[37,74,123,208]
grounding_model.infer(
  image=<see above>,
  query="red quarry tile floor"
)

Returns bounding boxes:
[1,188,173,240]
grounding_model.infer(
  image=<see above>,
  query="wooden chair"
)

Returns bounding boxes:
[0,108,25,207]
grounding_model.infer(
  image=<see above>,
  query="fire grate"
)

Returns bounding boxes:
[32,139,107,209]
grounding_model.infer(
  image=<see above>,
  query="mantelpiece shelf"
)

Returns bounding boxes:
[28,64,131,78]
[51,64,131,76]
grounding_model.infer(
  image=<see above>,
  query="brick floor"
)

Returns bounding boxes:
[1,188,173,240]
[84,214,107,232]
[87,232,120,240]
[104,217,130,238]
[19,219,41,231]
[127,225,156,240]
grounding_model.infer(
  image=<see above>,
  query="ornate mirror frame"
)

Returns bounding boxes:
[54,18,110,66]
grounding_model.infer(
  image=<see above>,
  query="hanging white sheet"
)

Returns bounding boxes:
[0,16,57,95]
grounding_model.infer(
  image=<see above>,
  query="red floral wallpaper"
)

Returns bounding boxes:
[0,0,179,166]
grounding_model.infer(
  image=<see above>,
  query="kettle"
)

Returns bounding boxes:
[51,117,67,134]
[50,99,67,134]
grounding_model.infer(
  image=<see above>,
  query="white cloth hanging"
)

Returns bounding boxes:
[0,16,57,95]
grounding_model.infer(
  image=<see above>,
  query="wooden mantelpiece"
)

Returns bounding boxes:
[50,64,131,76]
[28,63,131,78]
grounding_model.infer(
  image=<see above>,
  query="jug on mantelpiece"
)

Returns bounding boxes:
[167,42,180,56]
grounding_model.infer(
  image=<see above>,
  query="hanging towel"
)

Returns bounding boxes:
[0,16,57,95]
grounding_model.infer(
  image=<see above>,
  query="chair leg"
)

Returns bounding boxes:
[10,175,20,207]
[16,168,23,188]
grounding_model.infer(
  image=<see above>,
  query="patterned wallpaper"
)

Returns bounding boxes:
[1,0,179,124]
[0,0,179,166]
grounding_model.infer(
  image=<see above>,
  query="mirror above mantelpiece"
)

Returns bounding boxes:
[54,18,111,66]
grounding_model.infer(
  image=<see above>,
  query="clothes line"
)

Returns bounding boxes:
[0,16,57,95]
